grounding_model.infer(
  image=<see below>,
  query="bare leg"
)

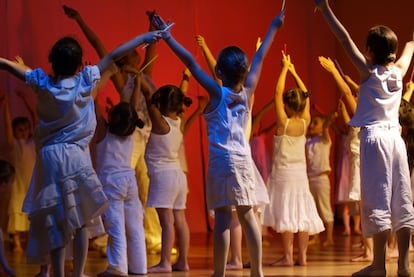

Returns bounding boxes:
[12,232,23,253]
[352,236,373,262]
[396,227,411,277]
[211,206,231,277]
[148,208,174,273]
[50,247,65,277]
[297,231,309,266]
[0,229,15,276]
[226,210,243,270]
[352,230,388,277]
[172,209,190,271]
[271,232,294,266]
[323,221,334,247]
[72,227,88,277]
[342,204,351,235]
[236,206,263,277]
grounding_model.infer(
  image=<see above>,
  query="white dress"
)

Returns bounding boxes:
[263,119,324,235]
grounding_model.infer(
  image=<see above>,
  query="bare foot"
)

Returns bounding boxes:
[387,247,398,259]
[269,257,294,267]
[322,240,334,247]
[294,260,307,266]
[351,254,373,262]
[225,262,243,271]
[353,229,362,235]
[148,264,172,273]
[351,265,386,277]
[172,263,189,272]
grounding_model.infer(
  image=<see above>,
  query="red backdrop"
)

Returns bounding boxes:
[0,0,413,232]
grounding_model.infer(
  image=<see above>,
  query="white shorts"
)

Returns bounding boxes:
[147,169,188,210]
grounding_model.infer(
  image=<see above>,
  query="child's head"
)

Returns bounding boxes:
[0,160,15,187]
[48,36,83,76]
[308,115,325,137]
[399,99,414,128]
[151,85,192,116]
[215,46,248,87]
[365,25,398,66]
[283,88,309,116]
[108,102,144,137]
[115,50,141,71]
[12,116,31,139]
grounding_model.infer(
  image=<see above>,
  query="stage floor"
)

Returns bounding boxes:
[4,225,411,276]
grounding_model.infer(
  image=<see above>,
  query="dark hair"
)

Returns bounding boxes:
[151,85,192,115]
[0,160,15,185]
[216,46,248,86]
[48,36,83,76]
[366,25,398,65]
[283,88,310,113]
[108,102,144,137]
[12,116,30,130]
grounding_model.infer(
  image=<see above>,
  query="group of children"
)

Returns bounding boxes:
[0,1,413,277]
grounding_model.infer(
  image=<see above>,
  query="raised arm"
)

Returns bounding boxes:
[141,11,158,77]
[321,111,337,143]
[0,91,13,148]
[151,16,221,109]
[195,35,219,83]
[287,55,310,123]
[318,56,356,115]
[315,0,369,80]
[245,9,284,93]
[251,98,274,136]
[183,95,209,135]
[403,81,414,102]
[395,33,414,77]
[274,52,290,129]
[96,32,161,74]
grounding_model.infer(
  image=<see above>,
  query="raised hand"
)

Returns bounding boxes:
[195,35,206,48]
[62,4,80,19]
[318,56,336,73]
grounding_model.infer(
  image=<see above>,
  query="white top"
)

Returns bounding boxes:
[95,131,135,183]
[349,65,402,127]
[25,66,100,150]
[306,135,331,177]
[145,116,183,174]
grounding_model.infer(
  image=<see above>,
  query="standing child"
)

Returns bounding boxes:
[263,52,324,266]
[94,88,147,275]
[315,1,414,276]
[1,89,36,254]
[151,8,284,277]
[0,30,162,277]
[306,112,336,247]
[143,82,192,273]
[0,160,16,277]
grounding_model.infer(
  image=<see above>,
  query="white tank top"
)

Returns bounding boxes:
[306,135,331,176]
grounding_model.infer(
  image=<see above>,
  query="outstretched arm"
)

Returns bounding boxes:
[403,81,414,102]
[245,9,284,94]
[315,0,368,80]
[96,32,161,74]
[152,16,220,110]
[0,57,29,81]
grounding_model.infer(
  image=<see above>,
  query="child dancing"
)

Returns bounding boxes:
[315,0,414,276]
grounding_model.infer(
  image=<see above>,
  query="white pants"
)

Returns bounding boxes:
[308,174,334,223]
[360,125,414,237]
[102,174,146,275]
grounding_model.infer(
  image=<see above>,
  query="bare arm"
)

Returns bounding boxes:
[315,0,369,80]
[321,111,337,143]
[245,9,284,94]
[96,32,161,74]
[251,99,273,135]
[318,56,356,114]
[0,92,13,148]
[183,95,208,135]
[0,57,29,81]
[287,56,310,123]
[395,35,414,77]
[274,53,290,130]
[403,81,414,102]
[195,35,219,83]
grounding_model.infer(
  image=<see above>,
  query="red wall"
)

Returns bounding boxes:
[0,0,412,232]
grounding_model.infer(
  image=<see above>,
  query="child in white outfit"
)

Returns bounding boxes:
[263,52,324,266]
[94,101,147,276]
[143,84,192,273]
[316,1,414,276]
[306,113,336,247]
[0,31,162,277]
[151,8,284,277]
